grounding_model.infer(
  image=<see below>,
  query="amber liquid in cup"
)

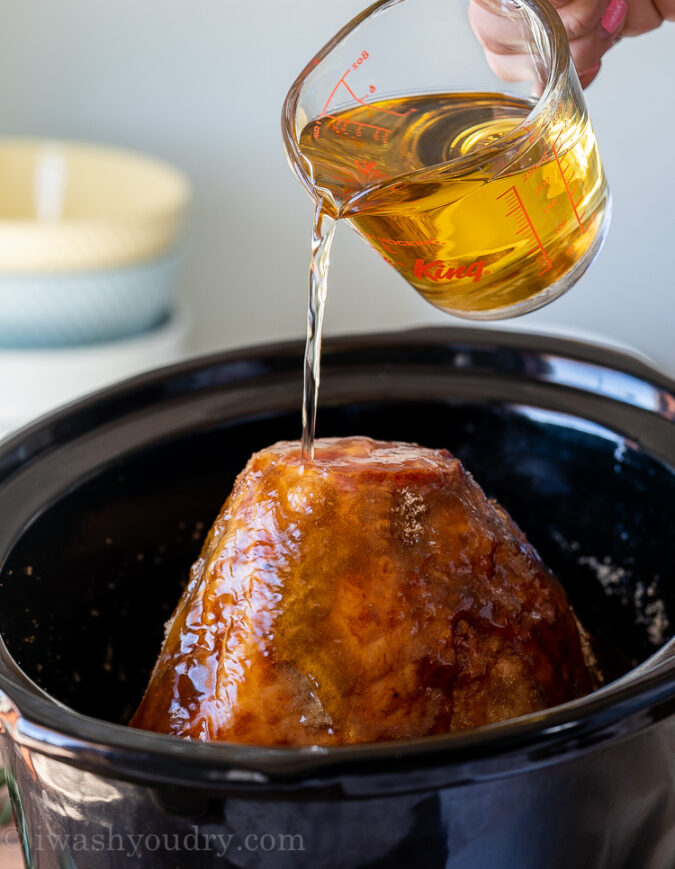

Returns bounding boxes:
[298,91,608,317]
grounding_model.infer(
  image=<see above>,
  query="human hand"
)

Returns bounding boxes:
[469,0,673,88]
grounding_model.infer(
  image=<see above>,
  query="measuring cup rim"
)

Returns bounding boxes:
[281,0,573,202]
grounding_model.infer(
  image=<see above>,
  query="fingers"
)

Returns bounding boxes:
[578,61,602,88]
[480,49,542,85]
[599,0,629,34]
[468,1,542,83]
[568,24,620,81]
[622,0,665,34]
[467,1,531,58]
[469,0,667,91]
[652,0,675,21]
[549,0,607,40]
[469,0,606,86]
[546,0,628,81]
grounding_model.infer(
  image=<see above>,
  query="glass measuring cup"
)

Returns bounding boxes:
[282,0,610,319]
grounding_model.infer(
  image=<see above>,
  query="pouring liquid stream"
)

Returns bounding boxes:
[302,201,336,460]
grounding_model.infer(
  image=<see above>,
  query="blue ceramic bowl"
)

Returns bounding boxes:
[0,248,181,348]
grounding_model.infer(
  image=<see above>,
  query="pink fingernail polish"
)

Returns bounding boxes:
[600,0,627,37]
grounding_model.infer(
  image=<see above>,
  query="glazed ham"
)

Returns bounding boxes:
[131,437,594,744]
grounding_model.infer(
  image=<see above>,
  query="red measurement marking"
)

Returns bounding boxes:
[552,145,586,233]
[317,57,415,132]
[330,115,391,142]
[318,70,349,120]
[353,159,387,180]
[498,186,552,276]
[336,158,390,189]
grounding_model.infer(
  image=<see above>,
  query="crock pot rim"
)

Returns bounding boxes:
[0,324,673,465]
[1,655,674,789]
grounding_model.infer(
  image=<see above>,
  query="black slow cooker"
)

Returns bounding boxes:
[0,328,673,868]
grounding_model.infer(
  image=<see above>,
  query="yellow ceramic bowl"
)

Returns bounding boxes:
[0,139,190,273]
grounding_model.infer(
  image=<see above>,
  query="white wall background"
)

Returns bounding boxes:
[0,1,673,372]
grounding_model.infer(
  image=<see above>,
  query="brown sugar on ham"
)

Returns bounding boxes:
[131,436,595,745]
